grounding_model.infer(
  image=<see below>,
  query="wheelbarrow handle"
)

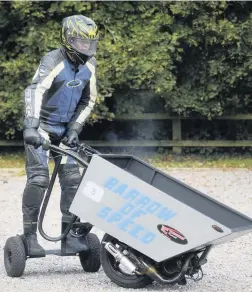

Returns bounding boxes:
[41,139,90,168]
[42,139,100,155]
[41,138,51,151]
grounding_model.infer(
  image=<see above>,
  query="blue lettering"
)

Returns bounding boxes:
[141,232,156,244]
[135,195,151,208]
[129,225,145,239]
[104,177,119,190]
[114,184,128,196]
[106,212,123,223]
[97,206,112,219]
[118,218,134,232]
[129,209,146,221]
[123,189,140,201]
[157,207,176,221]
[119,203,135,215]
[146,202,161,214]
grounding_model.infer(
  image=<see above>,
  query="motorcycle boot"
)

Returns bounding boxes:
[23,216,45,258]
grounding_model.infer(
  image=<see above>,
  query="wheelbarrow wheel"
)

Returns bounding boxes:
[100,234,153,289]
[4,235,27,277]
[79,233,101,272]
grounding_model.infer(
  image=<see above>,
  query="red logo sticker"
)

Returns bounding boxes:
[157,224,188,245]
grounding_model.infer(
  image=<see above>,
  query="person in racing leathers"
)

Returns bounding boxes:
[22,15,99,257]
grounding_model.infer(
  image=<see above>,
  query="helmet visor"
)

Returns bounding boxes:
[68,37,98,56]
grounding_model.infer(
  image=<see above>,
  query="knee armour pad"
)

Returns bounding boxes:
[58,165,81,189]
[58,165,81,219]
[22,169,49,220]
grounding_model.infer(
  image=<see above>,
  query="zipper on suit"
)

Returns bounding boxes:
[67,64,77,119]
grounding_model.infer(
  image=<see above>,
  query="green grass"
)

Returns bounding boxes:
[1,151,252,173]
[0,151,25,168]
[146,153,252,169]
[0,151,54,176]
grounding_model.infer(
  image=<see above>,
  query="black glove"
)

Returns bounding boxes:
[23,128,43,148]
[62,122,82,147]
[62,129,79,147]
[23,117,43,149]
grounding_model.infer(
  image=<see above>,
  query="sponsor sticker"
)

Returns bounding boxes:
[157,224,188,245]
[82,181,104,203]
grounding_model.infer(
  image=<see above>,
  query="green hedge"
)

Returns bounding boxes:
[1,1,252,138]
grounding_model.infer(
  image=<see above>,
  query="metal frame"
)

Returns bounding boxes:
[37,142,98,242]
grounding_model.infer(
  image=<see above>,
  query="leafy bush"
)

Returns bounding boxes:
[1,1,252,139]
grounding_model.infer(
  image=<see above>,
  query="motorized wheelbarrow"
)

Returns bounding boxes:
[4,141,252,289]
[3,141,102,278]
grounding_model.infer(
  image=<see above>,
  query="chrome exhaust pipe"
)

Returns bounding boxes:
[104,242,138,274]
[104,241,193,285]
[140,254,194,285]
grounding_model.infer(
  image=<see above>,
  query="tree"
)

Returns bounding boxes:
[0,1,252,138]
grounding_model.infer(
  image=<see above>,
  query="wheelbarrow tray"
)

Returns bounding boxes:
[69,154,252,262]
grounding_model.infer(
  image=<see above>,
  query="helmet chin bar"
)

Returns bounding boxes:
[71,50,92,65]
[65,48,91,65]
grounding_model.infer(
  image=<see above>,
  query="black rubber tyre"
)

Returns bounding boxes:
[79,233,101,272]
[4,235,27,277]
[100,234,153,289]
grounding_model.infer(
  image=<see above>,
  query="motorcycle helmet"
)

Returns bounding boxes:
[60,15,99,64]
